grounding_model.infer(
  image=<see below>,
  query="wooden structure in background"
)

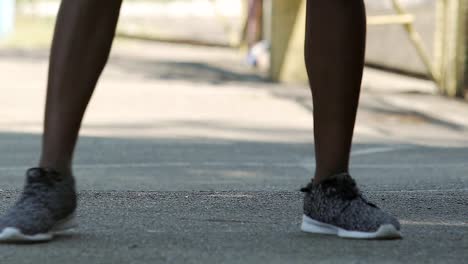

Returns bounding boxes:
[269,0,467,98]
[269,0,306,83]
[434,0,467,97]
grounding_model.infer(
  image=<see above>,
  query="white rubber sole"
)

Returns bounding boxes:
[0,215,77,243]
[301,215,401,239]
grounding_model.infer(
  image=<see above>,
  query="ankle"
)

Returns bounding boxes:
[37,161,72,176]
[313,170,350,184]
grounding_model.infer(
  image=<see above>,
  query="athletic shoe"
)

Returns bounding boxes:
[300,173,401,239]
[0,168,77,242]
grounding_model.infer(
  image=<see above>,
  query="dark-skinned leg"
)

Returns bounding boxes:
[39,0,123,175]
[300,0,401,239]
[304,0,366,183]
[0,0,123,242]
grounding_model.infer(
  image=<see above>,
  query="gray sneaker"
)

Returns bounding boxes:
[300,173,401,239]
[0,168,77,242]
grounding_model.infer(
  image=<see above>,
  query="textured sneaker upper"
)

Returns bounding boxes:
[0,168,77,235]
[302,173,400,232]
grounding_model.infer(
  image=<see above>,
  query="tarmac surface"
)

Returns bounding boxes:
[0,41,467,263]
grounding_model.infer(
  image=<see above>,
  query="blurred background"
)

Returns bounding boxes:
[0,0,466,96]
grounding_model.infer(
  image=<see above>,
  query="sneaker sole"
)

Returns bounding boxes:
[0,214,77,243]
[301,215,401,239]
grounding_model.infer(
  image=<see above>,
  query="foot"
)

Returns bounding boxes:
[0,168,77,242]
[300,173,401,239]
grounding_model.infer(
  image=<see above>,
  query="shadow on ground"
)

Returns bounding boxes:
[0,130,467,192]
[111,56,268,84]
[2,47,467,137]
[0,48,268,85]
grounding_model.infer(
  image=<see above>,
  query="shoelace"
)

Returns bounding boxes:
[301,175,379,211]
[301,173,361,200]
[26,168,63,186]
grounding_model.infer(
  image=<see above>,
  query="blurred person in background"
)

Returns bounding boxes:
[0,0,401,242]
[246,0,263,49]
[245,0,268,68]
